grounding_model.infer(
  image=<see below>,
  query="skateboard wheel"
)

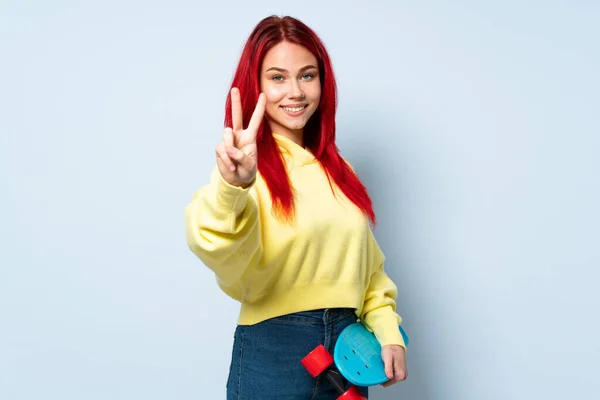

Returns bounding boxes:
[301,344,334,378]
[337,386,366,400]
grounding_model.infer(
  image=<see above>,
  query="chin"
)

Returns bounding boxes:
[283,121,308,131]
[273,116,309,130]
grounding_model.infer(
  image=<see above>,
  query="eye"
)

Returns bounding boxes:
[271,75,284,82]
[301,73,315,80]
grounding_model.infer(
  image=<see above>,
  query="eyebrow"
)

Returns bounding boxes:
[265,65,318,73]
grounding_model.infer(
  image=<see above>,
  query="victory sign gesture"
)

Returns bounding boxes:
[216,87,266,188]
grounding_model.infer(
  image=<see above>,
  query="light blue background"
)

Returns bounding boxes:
[1,1,599,399]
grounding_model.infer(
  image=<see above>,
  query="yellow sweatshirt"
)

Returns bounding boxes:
[184,133,405,347]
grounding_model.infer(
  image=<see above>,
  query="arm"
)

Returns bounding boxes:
[360,229,406,348]
[184,166,262,292]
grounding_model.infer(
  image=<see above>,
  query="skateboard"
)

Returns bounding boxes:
[301,322,409,399]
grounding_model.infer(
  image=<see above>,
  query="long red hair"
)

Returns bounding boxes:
[224,15,376,225]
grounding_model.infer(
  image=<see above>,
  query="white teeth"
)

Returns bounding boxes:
[282,106,306,112]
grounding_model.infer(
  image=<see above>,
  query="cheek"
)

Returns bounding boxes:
[306,83,321,104]
[314,88,322,104]
[263,86,285,107]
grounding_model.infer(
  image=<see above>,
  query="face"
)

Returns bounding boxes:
[260,41,321,144]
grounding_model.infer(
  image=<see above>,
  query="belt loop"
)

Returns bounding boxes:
[325,308,339,322]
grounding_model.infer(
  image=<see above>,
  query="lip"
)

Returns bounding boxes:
[280,103,308,108]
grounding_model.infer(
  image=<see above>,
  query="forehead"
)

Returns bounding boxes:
[261,41,318,70]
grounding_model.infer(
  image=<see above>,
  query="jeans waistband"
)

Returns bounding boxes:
[266,308,357,326]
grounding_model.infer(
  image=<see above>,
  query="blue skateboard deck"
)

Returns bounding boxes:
[333,322,409,386]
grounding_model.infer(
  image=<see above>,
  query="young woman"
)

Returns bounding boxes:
[185,15,407,399]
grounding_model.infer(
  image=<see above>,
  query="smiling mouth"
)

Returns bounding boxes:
[280,105,307,112]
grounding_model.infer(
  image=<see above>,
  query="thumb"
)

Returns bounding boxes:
[227,145,256,172]
[226,146,244,162]
[241,142,257,158]
[381,347,394,380]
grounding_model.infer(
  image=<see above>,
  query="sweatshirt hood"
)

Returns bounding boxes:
[272,133,317,168]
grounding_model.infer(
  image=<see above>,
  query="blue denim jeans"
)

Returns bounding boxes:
[226,308,369,399]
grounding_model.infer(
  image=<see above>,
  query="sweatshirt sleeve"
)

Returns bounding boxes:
[184,166,262,293]
[360,229,406,348]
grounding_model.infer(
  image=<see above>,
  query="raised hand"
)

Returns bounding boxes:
[216,88,266,188]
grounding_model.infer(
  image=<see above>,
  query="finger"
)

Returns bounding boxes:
[381,361,400,388]
[382,349,394,381]
[216,155,227,173]
[394,358,407,382]
[246,93,266,135]
[231,87,243,132]
[223,127,234,149]
[227,146,255,172]
[382,351,407,388]
[216,143,235,172]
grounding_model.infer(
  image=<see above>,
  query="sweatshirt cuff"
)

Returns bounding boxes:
[215,173,254,215]
[364,307,406,348]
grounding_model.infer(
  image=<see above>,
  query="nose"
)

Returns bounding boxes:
[288,79,305,99]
